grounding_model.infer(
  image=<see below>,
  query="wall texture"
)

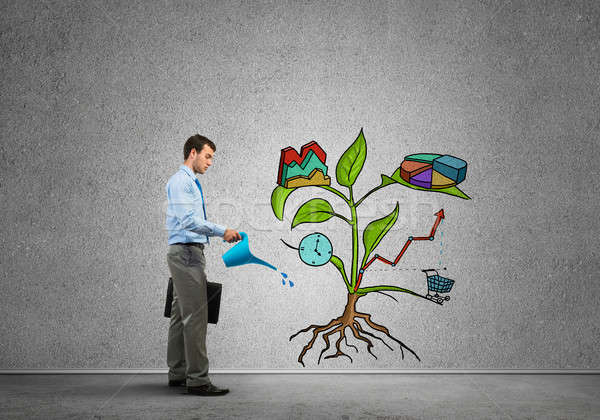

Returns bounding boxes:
[1,0,598,369]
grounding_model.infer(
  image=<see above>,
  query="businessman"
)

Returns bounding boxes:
[165,134,241,396]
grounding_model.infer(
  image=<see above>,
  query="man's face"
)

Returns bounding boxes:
[192,144,215,174]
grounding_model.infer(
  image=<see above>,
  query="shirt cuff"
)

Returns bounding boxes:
[213,224,227,237]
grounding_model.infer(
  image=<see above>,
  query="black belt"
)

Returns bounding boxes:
[172,242,205,249]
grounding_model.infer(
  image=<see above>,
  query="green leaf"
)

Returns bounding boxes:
[329,255,351,292]
[271,186,296,221]
[378,174,397,188]
[336,128,367,187]
[291,198,335,229]
[356,285,421,297]
[362,203,399,265]
[388,168,471,200]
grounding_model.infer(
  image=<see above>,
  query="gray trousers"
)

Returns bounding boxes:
[166,244,211,387]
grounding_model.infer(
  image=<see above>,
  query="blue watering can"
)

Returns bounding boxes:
[222,232,277,270]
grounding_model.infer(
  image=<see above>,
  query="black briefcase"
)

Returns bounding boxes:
[164,277,174,318]
[164,277,222,324]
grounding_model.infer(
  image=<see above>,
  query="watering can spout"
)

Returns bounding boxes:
[247,254,277,271]
[222,232,277,271]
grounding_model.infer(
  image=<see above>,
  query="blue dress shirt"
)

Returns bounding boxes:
[166,165,226,244]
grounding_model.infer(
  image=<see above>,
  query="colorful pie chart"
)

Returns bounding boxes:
[400,154,467,189]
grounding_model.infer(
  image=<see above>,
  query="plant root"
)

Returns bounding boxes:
[290,311,421,366]
[355,311,421,362]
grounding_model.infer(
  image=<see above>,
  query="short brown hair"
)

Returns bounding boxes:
[184,134,216,160]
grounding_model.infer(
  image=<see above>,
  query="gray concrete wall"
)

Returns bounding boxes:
[1,0,598,369]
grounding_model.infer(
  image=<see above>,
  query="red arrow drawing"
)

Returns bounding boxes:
[354,209,445,292]
[429,209,445,238]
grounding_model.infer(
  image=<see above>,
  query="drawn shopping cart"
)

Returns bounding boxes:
[422,269,455,305]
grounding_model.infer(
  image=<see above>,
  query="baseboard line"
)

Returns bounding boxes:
[1,369,599,375]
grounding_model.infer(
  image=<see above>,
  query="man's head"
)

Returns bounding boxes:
[183,134,216,174]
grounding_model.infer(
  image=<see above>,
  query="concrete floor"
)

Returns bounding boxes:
[1,374,599,419]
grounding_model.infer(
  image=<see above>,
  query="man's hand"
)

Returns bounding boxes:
[223,229,242,243]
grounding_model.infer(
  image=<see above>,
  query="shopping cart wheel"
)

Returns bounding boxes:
[445,296,450,301]
[437,298,444,304]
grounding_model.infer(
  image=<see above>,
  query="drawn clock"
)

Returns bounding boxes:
[298,233,333,266]
[281,232,333,266]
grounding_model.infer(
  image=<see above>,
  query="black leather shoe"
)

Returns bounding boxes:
[187,383,229,396]
[168,379,186,387]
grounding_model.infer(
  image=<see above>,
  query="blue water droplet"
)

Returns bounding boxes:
[281,272,288,278]
[289,280,294,287]
[282,279,285,285]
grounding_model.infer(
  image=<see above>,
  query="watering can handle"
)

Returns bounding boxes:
[223,231,247,243]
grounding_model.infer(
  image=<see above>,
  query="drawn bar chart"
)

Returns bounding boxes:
[277,141,331,188]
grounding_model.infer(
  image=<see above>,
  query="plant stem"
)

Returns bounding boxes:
[349,186,359,292]
[355,183,387,207]
[331,212,352,225]
[317,185,349,204]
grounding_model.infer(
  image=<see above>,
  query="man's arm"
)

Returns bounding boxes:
[167,179,227,237]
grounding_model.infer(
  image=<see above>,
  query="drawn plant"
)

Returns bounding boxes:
[271,129,470,366]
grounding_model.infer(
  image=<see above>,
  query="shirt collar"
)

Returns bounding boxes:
[179,164,197,181]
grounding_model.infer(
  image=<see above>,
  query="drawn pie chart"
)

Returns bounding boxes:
[400,160,432,182]
[401,154,467,189]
